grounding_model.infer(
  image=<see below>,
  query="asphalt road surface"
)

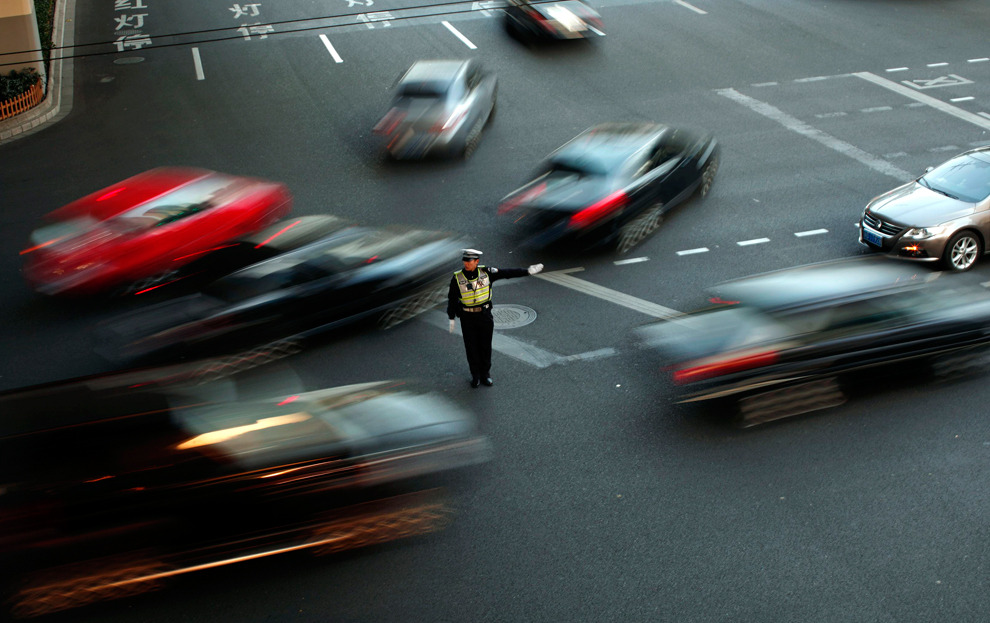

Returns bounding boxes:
[1,1,989,621]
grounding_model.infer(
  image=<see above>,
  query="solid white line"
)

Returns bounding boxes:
[442,21,477,49]
[674,0,707,14]
[951,96,975,103]
[737,238,769,246]
[614,257,649,265]
[927,62,949,67]
[795,228,829,237]
[854,72,990,131]
[716,87,913,182]
[319,34,343,63]
[886,67,909,72]
[676,247,709,256]
[535,272,682,319]
[191,47,205,80]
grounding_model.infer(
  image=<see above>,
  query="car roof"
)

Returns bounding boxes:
[398,60,468,88]
[550,123,668,173]
[710,257,936,313]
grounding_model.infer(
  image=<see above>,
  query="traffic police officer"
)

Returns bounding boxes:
[447,249,543,388]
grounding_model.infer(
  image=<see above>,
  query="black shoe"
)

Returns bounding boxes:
[470,377,481,388]
[482,377,494,387]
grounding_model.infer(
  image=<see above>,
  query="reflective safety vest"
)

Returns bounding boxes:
[454,267,492,307]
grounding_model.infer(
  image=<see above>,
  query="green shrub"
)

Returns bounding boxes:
[0,68,40,101]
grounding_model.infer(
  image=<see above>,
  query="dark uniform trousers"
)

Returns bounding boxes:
[460,304,494,379]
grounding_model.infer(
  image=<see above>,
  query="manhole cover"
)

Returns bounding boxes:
[113,56,145,65]
[492,304,537,329]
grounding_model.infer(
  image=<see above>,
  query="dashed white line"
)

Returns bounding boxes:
[717,87,912,182]
[927,62,949,67]
[753,82,778,87]
[794,76,829,82]
[886,67,909,72]
[737,238,769,246]
[673,0,707,14]
[861,106,892,113]
[442,21,477,49]
[816,112,847,118]
[951,96,975,103]
[676,247,709,256]
[614,257,649,265]
[191,47,205,80]
[795,229,828,237]
[969,58,990,63]
[853,72,990,132]
[319,34,343,63]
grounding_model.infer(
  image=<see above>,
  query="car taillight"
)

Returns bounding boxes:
[432,104,469,133]
[673,349,779,385]
[568,191,628,229]
[373,109,406,135]
[499,182,548,215]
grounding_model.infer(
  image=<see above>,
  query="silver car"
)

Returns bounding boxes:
[859,146,990,271]
[373,59,497,160]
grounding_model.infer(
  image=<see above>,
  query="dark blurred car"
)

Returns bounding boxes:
[99,224,467,363]
[129,214,357,297]
[20,167,292,296]
[373,59,497,160]
[859,146,990,272]
[503,0,605,41]
[0,363,489,617]
[498,122,719,253]
[636,257,990,427]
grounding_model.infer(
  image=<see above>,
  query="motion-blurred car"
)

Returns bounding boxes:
[859,146,990,272]
[99,223,467,362]
[20,167,292,296]
[503,0,605,41]
[0,363,489,617]
[636,257,990,427]
[498,122,719,253]
[373,59,497,160]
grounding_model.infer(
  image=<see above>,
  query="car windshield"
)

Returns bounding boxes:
[547,153,612,177]
[28,215,100,248]
[110,174,240,230]
[919,153,990,203]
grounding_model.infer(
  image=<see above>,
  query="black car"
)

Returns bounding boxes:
[636,257,990,427]
[373,59,497,160]
[0,362,490,617]
[503,0,605,41]
[100,223,468,363]
[498,122,719,253]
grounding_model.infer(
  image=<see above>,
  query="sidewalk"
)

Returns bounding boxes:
[0,0,75,146]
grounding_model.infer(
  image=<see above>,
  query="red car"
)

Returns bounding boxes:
[21,167,292,296]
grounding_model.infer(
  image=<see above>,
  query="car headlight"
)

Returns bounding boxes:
[903,226,948,240]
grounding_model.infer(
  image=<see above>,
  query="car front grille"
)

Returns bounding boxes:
[862,211,903,236]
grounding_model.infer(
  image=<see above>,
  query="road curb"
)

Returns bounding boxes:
[0,0,76,146]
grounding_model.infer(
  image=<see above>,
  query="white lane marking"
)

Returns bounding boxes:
[535,271,682,319]
[674,0,706,14]
[614,257,649,265]
[886,67,909,72]
[795,228,828,237]
[716,87,913,182]
[676,247,709,256]
[442,21,477,49]
[737,238,769,246]
[319,34,343,63]
[753,82,778,87]
[861,106,892,113]
[969,58,990,63]
[951,96,975,103]
[816,112,847,118]
[979,112,990,120]
[794,76,829,82]
[424,313,616,368]
[927,62,949,67]
[854,72,990,131]
[191,47,205,80]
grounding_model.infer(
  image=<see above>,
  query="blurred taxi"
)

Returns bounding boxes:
[20,167,292,296]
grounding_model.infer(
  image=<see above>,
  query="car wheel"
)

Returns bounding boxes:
[616,205,663,254]
[698,153,719,198]
[463,121,483,160]
[943,230,982,272]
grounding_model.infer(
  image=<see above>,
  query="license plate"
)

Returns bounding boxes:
[863,229,882,247]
